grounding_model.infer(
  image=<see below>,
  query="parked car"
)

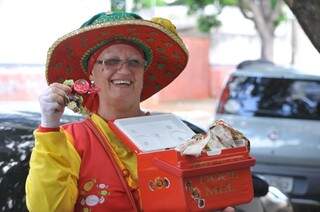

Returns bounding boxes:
[216,60,320,212]
[0,109,292,212]
[0,111,83,212]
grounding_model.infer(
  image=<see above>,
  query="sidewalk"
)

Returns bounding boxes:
[141,98,218,130]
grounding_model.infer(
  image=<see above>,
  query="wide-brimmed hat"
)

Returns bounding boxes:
[46,12,189,113]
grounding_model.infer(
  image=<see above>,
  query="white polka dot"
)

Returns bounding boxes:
[85,195,100,206]
[98,183,106,189]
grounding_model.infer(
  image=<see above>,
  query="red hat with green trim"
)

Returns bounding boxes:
[46,12,189,113]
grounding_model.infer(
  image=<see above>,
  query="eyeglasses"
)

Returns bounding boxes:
[96,58,146,71]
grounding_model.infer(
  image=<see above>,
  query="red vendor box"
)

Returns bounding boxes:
[109,122,256,211]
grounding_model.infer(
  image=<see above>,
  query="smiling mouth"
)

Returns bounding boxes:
[111,79,132,86]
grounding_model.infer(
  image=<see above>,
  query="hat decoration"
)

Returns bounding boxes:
[46,12,189,114]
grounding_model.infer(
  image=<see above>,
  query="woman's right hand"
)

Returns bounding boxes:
[39,82,71,128]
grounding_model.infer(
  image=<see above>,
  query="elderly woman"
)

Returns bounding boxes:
[26,12,235,212]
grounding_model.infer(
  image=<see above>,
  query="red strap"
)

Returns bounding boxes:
[83,119,139,212]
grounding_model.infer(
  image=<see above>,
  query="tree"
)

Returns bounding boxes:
[111,0,126,11]
[185,0,286,62]
[284,0,320,55]
[132,0,167,11]
[111,0,167,13]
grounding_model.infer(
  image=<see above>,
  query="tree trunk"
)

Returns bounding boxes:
[239,0,282,62]
[111,0,126,11]
[290,19,298,65]
[284,0,320,54]
[260,33,274,61]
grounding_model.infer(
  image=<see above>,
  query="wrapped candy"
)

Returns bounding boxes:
[175,120,250,156]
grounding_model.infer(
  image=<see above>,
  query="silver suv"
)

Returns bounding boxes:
[215,61,320,212]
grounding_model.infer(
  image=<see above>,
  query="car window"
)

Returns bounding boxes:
[217,76,320,120]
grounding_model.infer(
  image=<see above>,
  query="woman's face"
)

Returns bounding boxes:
[90,44,145,107]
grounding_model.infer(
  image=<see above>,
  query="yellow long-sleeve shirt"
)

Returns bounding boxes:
[26,114,137,212]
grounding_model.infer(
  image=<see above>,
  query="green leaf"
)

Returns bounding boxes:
[197,15,221,33]
[270,0,277,9]
[274,10,287,27]
[133,0,166,9]
[220,0,237,6]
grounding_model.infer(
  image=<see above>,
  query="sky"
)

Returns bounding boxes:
[0,0,107,64]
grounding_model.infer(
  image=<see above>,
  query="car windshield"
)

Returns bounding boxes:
[218,76,320,120]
